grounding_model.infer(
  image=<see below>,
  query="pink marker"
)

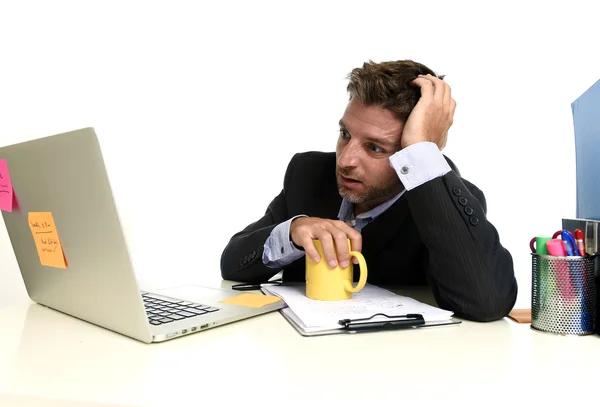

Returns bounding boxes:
[545,238,575,301]
[546,239,566,256]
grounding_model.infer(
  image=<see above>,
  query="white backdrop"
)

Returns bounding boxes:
[1,0,599,308]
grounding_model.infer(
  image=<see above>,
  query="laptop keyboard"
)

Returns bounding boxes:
[141,292,220,326]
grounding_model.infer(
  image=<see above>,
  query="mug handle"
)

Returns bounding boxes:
[529,237,536,253]
[343,250,368,293]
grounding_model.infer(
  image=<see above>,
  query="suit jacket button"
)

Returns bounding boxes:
[452,187,462,196]
[458,197,468,206]
[464,206,474,215]
[469,216,479,226]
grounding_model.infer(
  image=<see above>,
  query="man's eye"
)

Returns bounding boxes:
[368,144,384,153]
[339,129,350,139]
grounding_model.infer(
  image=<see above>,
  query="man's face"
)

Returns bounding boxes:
[336,98,405,214]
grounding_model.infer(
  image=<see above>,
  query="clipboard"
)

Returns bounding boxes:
[279,308,461,337]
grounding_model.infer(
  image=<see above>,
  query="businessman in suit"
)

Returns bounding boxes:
[220,59,517,322]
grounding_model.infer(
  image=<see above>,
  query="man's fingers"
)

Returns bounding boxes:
[421,74,446,102]
[332,221,363,250]
[332,231,351,268]
[300,237,321,264]
[348,230,362,254]
[411,77,434,100]
[320,222,361,268]
[417,74,455,131]
[345,227,363,258]
[296,218,364,268]
[449,98,457,122]
[439,130,448,150]
[314,232,338,269]
[443,81,452,109]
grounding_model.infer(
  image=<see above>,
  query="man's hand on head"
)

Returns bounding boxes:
[401,74,457,150]
[290,217,362,269]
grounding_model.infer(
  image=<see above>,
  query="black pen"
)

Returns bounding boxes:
[231,282,282,291]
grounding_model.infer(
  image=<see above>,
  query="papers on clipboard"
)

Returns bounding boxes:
[261,283,460,336]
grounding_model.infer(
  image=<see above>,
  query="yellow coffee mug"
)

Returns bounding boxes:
[305,239,367,301]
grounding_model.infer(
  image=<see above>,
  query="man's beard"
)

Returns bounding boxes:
[336,177,402,205]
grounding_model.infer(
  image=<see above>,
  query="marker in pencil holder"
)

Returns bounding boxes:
[531,254,596,335]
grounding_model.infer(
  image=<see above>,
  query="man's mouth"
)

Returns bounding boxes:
[338,174,361,185]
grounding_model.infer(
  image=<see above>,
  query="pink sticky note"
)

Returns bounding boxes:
[0,159,15,212]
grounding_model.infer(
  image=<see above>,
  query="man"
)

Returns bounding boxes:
[220,60,517,322]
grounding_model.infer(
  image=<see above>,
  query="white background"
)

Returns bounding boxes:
[1,0,599,308]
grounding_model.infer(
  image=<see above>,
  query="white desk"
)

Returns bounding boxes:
[0,276,598,407]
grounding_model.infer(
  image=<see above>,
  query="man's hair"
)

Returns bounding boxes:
[346,60,445,122]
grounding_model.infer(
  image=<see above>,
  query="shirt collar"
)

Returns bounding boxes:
[337,190,406,223]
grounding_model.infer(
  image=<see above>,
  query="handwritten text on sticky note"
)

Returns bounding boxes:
[28,212,68,268]
[219,293,282,308]
[0,159,15,212]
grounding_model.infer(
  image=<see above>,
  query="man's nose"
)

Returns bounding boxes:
[337,143,359,168]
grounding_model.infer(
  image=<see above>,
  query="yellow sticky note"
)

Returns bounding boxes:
[28,212,68,269]
[220,293,282,308]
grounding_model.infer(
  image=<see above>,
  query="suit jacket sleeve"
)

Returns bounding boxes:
[406,171,518,322]
[220,156,296,283]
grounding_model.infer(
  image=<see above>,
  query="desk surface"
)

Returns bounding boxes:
[0,276,598,407]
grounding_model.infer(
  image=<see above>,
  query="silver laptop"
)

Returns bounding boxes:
[0,127,285,343]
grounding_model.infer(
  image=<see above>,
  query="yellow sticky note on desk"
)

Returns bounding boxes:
[220,293,282,308]
[28,212,68,269]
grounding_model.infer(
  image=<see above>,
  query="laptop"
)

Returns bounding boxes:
[0,127,286,343]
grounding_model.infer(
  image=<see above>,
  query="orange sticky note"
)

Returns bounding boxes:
[0,159,16,212]
[219,293,282,308]
[508,308,531,323]
[28,212,68,268]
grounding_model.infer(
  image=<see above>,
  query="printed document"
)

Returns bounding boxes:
[262,284,454,333]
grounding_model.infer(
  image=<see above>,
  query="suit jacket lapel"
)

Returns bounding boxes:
[309,156,342,220]
[360,195,409,256]
[305,151,409,251]
[312,187,342,219]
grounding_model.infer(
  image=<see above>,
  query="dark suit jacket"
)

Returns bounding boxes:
[220,152,518,322]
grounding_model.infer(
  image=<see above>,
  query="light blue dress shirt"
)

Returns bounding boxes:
[262,142,451,268]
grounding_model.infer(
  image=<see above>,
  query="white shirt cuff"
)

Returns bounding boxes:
[262,215,306,267]
[389,142,452,191]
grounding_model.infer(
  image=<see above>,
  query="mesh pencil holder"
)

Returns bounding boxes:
[531,254,597,335]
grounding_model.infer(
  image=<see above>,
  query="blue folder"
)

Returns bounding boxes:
[572,79,600,220]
